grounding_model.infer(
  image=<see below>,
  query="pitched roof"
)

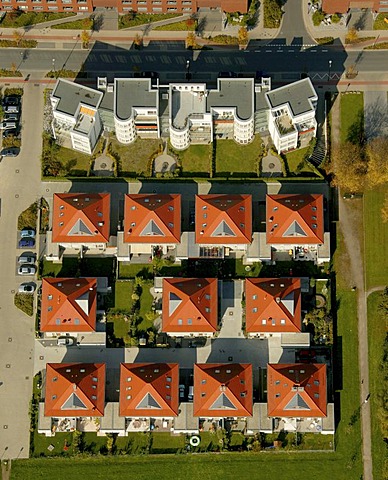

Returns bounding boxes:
[321,0,350,14]
[195,194,252,244]
[40,278,97,332]
[52,193,110,244]
[119,363,179,417]
[44,363,105,417]
[124,194,181,244]
[245,278,301,333]
[162,278,218,333]
[193,364,253,417]
[266,194,324,244]
[267,363,327,418]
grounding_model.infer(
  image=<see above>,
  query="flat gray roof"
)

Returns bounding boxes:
[266,78,316,117]
[115,78,157,121]
[99,89,114,112]
[53,79,102,116]
[172,88,206,129]
[207,79,254,120]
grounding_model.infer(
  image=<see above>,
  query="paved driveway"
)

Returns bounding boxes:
[0,82,44,460]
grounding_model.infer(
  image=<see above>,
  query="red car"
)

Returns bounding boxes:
[298,350,317,363]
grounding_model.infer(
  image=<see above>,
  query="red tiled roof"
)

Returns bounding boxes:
[52,193,110,244]
[193,364,253,417]
[195,194,252,244]
[119,363,179,417]
[266,194,324,244]
[124,194,181,244]
[44,363,105,417]
[40,278,97,332]
[267,363,327,418]
[162,278,218,333]
[322,0,350,13]
[245,278,301,333]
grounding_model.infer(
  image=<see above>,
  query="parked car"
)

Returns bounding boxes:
[20,229,36,238]
[219,71,237,78]
[18,265,36,276]
[0,147,20,157]
[18,253,35,264]
[343,192,363,199]
[2,128,19,139]
[4,105,20,114]
[18,238,35,248]
[179,384,185,399]
[3,95,20,107]
[18,283,36,293]
[0,121,18,130]
[188,385,194,402]
[4,114,19,122]
[298,349,317,363]
[57,336,75,346]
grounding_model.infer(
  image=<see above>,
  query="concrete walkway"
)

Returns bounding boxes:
[364,90,388,139]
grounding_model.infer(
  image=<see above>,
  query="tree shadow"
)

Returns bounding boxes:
[364,98,388,140]
[92,14,104,32]
[347,110,365,145]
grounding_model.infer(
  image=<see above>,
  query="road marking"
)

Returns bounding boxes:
[311,49,317,52]
[322,49,328,52]
[277,49,283,52]
[255,50,261,52]
[265,50,272,52]
[289,49,294,52]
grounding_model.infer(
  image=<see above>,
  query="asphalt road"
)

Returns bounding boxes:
[277,0,315,45]
[4,45,386,81]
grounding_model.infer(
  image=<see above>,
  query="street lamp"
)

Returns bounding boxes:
[186,60,190,81]
[328,60,332,81]
[52,58,55,72]
[307,2,311,14]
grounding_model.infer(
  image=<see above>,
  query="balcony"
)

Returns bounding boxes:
[275,115,296,136]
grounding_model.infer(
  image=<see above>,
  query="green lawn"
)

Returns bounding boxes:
[172,144,211,177]
[119,13,182,29]
[151,432,185,453]
[115,280,134,310]
[51,17,93,30]
[284,147,316,175]
[215,136,263,177]
[0,12,75,28]
[41,258,115,280]
[119,263,154,279]
[41,258,79,278]
[340,92,364,144]
[154,20,196,31]
[367,291,387,480]
[373,13,388,30]
[137,280,154,332]
[364,185,388,288]
[109,138,161,177]
[56,145,91,176]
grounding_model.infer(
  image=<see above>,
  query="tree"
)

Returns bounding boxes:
[133,34,143,49]
[186,32,197,49]
[331,142,367,192]
[264,0,282,28]
[381,194,388,224]
[80,30,91,49]
[238,26,249,46]
[346,27,359,44]
[12,30,23,46]
[312,10,325,26]
[10,62,17,75]
[366,137,388,187]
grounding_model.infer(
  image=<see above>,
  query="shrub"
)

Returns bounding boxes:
[312,10,325,26]
[331,13,341,23]
[14,293,34,317]
[264,0,282,28]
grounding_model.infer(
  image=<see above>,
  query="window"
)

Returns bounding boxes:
[178,319,183,325]
[201,379,206,384]
[226,369,231,374]
[314,380,320,386]
[275,380,280,385]
[52,377,58,382]
[252,294,257,300]
[261,319,266,325]
[154,368,159,373]
[275,393,280,398]
[127,377,132,382]
[252,307,257,313]
[166,376,171,382]
[187,319,192,325]
[201,392,206,397]
[205,294,210,300]
[80,369,85,373]
[280,319,286,325]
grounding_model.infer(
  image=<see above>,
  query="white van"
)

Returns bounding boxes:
[188,386,194,402]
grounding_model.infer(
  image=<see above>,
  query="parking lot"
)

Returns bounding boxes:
[1,92,22,160]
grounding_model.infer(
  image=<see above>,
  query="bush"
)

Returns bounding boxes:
[312,10,325,26]
[14,293,34,317]
[315,37,334,45]
[210,34,239,45]
[0,68,22,77]
[18,202,38,230]
[264,0,283,28]
[331,13,341,23]
[0,39,37,48]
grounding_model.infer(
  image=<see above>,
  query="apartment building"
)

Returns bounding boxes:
[0,0,247,14]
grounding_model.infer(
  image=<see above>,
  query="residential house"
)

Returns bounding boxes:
[245,277,303,337]
[162,278,218,337]
[266,363,334,434]
[51,79,103,154]
[193,363,253,420]
[265,78,318,152]
[117,194,181,262]
[46,193,114,261]
[322,0,386,14]
[40,277,97,334]
[38,363,105,437]
[119,363,179,433]
[261,193,330,264]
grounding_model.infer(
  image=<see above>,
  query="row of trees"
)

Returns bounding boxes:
[331,137,388,193]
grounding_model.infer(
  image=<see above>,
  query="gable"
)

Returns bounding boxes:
[61,392,88,410]
[169,292,182,316]
[283,220,307,238]
[210,392,237,410]
[75,291,90,315]
[281,292,295,316]
[284,392,311,410]
[211,220,236,237]
[140,219,165,237]
[136,392,162,410]
[68,218,94,236]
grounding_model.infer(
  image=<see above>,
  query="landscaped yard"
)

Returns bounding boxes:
[119,13,182,29]
[109,138,161,177]
[0,12,75,28]
[215,136,263,177]
[340,93,364,144]
[373,13,388,30]
[170,143,211,177]
[151,432,185,453]
[51,17,93,30]
[40,257,116,280]
[42,134,91,177]
[363,185,388,289]
[154,19,196,31]
[119,263,154,279]
[18,202,38,230]
[367,291,387,480]
[283,147,316,175]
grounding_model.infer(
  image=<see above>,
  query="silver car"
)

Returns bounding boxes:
[18,265,36,276]
[18,283,36,293]
[18,254,35,264]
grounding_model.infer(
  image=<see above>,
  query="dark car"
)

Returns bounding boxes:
[218,71,237,78]
[3,95,21,107]
[2,128,19,139]
[343,192,363,199]
[299,349,317,363]
[1,147,20,157]
[18,237,35,248]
